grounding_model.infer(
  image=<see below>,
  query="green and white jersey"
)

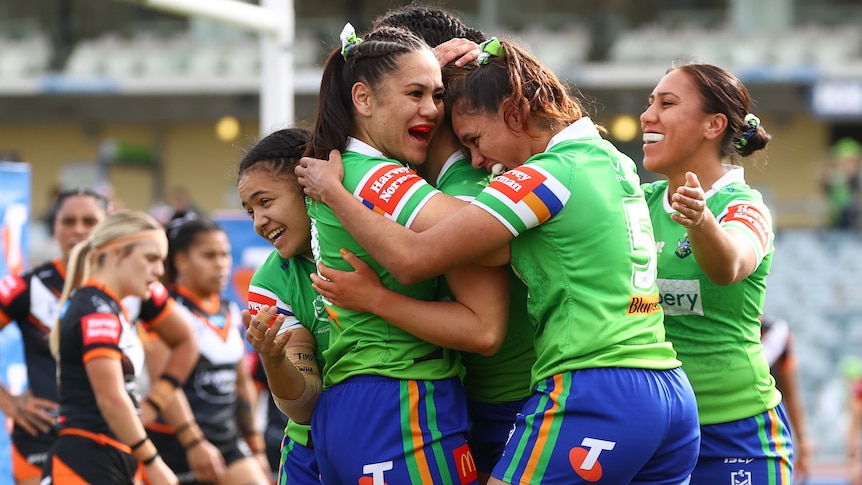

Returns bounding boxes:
[435,151,492,200]
[472,118,679,388]
[307,138,462,387]
[435,152,536,403]
[643,165,780,425]
[247,249,330,447]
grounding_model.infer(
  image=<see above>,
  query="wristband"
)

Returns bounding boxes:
[174,421,193,435]
[159,373,182,389]
[144,396,162,414]
[129,437,149,451]
[142,452,160,465]
[184,437,204,451]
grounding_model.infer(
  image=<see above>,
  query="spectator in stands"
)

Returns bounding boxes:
[640,61,792,483]
[822,137,862,229]
[760,315,811,483]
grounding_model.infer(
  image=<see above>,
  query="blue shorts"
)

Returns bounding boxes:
[279,428,320,484]
[467,398,530,473]
[311,375,477,485]
[692,404,793,484]
[492,367,700,485]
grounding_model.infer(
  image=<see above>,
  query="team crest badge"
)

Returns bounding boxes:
[675,235,692,259]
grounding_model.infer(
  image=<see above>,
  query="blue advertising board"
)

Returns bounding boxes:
[0,162,31,485]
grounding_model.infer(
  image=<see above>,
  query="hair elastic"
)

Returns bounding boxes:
[734,113,760,150]
[340,23,363,60]
[477,37,504,65]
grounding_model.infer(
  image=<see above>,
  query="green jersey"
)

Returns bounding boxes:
[643,166,780,424]
[246,249,330,447]
[472,118,680,388]
[434,152,535,403]
[307,138,462,387]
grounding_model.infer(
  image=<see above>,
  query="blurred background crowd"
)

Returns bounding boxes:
[1,0,861,483]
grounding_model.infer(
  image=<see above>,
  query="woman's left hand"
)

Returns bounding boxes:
[311,250,384,313]
[296,149,345,203]
[671,171,710,229]
[434,38,480,66]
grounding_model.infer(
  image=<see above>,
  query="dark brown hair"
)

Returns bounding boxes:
[670,62,771,158]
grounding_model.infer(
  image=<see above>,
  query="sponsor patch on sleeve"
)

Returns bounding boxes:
[247,289,277,315]
[0,274,25,307]
[147,281,169,306]
[81,313,122,346]
[356,164,426,218]
[485,166,570,228]
[719,202,771,255]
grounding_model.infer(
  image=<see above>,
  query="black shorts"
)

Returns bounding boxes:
[11,426,55,481]
[42,433,137,484]
[149,428,252,484]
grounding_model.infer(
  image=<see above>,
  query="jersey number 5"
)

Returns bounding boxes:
[622,197,658,294]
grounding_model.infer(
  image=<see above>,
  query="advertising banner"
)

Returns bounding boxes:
[0,162,31,485]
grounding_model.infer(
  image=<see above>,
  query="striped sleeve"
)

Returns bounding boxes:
[717,200,773,266]
[472,165,571,236]
[352,162,439,229]
[247,283,302,336]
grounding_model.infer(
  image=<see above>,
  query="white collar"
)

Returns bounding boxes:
[544,117,601,152]
[436,150,467,186]
[661,164,747,213]
[346,137,385,158]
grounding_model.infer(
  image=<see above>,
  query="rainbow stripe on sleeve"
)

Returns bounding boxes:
[485,166,570,228]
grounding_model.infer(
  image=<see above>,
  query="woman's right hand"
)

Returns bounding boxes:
[145,456,179,485]
[186,439,227,483]
[311,250,385,313]
[242,306,292,364]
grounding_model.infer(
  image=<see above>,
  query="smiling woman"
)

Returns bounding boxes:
[296,36,702,485]
[298,23,503,484]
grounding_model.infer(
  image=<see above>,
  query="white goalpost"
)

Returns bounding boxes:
[118,0,295,134]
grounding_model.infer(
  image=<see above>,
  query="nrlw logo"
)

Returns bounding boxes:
[569,437,616,482]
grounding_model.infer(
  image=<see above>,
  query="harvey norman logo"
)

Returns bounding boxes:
[656,279,703,316]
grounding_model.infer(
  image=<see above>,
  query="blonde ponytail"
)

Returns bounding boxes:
[49,210,164,358]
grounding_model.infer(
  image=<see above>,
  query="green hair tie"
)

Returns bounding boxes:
[477,37,504,65]
[340,22,363,60]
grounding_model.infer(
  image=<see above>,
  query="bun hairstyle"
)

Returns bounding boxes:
[669,62,771,159]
